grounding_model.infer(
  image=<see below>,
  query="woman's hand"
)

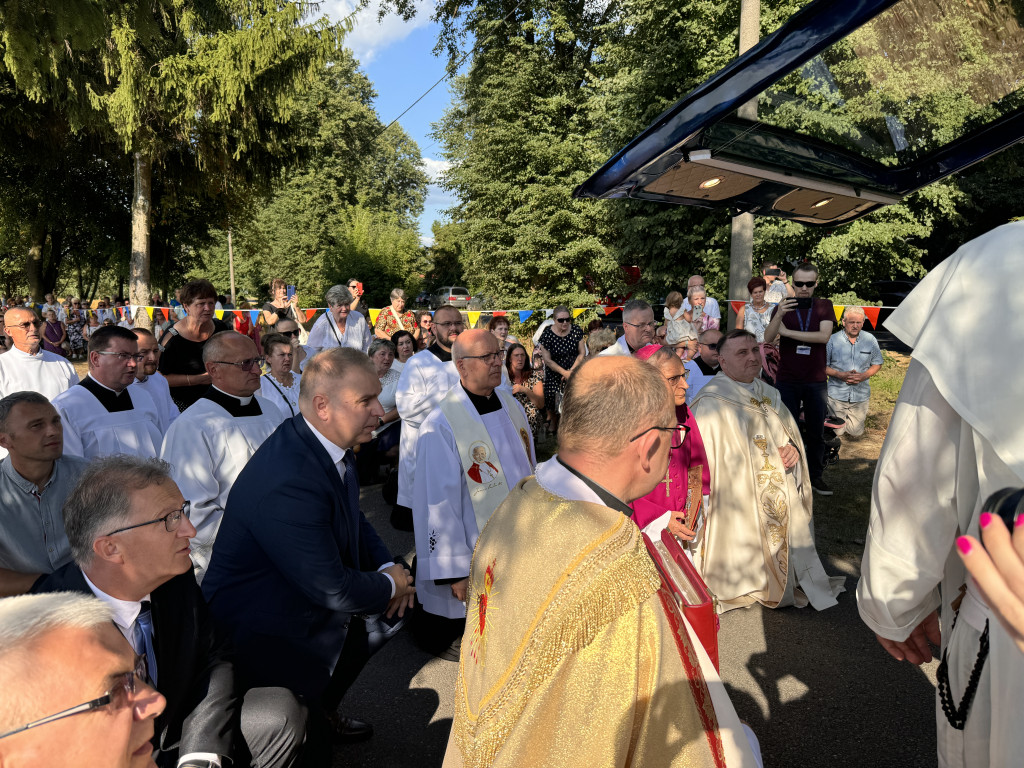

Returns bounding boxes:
[958,512,1024,655]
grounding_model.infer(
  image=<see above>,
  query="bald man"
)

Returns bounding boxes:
[412,329,534,660]
[159,332,283,582]
[444,355,760,767]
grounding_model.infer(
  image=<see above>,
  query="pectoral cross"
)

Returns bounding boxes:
[664,468,673,498]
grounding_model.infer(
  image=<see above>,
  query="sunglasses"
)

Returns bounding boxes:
[792,280,816,288]
[279,329,300,337]
[700,342,719,350]
[554,317,572,323]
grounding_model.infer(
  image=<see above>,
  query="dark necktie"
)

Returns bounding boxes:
[340,452,361,562]
[133,600,158,686]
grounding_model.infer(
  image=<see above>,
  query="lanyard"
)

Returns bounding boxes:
[795,306,813,332]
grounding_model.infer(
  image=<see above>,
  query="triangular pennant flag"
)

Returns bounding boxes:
[250,310,260,325]
[215,310,224,320]
[468,311,481,327]
[230,310,242,320]
[129,305,137,319]
[145,306,154,319]
[305,309,316,322]
[369,309,381,326]
[729,300,745,315]
[862,306,881,328]
[545,308,553,318]
[572,308,586,318]
[833,305,845,324]
[493,311,506,317]
[519,310,533,323]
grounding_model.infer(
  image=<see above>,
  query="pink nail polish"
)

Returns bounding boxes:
[957,537,972,555]
[1015,515,1024,528]
[980,512,993,529]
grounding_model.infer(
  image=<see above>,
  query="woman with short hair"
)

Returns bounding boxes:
[259,333,301,418]
[262,278,301,328]
[305,284,371,354]
[390,330,416,374]
[487,315,516,349]
[374,288,417,340]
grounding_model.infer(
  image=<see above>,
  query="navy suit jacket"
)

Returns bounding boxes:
[34,566,239,767]
[202,414,393,701]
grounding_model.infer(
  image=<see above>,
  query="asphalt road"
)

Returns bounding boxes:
[334,483,939,767]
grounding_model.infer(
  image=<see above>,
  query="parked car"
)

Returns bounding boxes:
[430,286,472,310]
[413,291,431,309]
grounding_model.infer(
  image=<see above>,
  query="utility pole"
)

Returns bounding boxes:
[728,0,760,329]
[227,228,237,306]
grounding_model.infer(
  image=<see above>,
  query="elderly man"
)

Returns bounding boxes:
[824,307,883,439]
[203,348,414,748]
[306,284,371,355]
[394,305,466,528]
[412,329,534,659]
[33,456,306,768]
[445,355,760,767]
[598,298,656,356]
[0,592,166,768]
[131,329,180,433]
[0,307,78,403]
[764,262,835,496]
[0,392,88,596]
[690,330,844,612]
[681,274,722,320]
[857,222,1024,768]
[51,326,163,460]
[684,328,723,398]
[160,332,282,583]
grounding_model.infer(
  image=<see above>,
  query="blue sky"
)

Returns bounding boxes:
[321,1,466,245]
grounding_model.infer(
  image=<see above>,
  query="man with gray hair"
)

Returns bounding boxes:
[0,591,166,768]
[445,355,760,767]
[598,298,656,356]
[825,307,883,439]
[51,325,163,460]
[33,455,306,768]
[305,284,371,355]
[204,347,414,749]
[0,392,88,596]
[160,331,282,582]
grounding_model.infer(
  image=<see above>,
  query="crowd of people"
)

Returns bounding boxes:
[2,226,1023,768]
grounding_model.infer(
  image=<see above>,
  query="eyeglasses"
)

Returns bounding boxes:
[624,321,657,330]
[554,317,572,323]
[461,350,505,363]
[434,321,465,329]
[700,342,719,350]
[211,357,265,371]
[792,280,816,288]
[0,655,149,740]
[279,329,300,337]
[95,351,145,363]
[4,320,43,331]
[664,371,689,386]
[629,424,688,450]
[104,501,191,537]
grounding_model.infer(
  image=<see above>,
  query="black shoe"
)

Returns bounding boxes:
[327,713,374,743]
[811,478,834,496]
[390,504,414,532]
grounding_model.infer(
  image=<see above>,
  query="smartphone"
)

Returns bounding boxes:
[286,285,296,300]
[356,282,363,295]
[766,268,782,276]
[795,297,813,310]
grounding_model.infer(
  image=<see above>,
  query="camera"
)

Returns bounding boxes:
[795,297,814,310]
[766,268,782,276]
[982,487,1024,530]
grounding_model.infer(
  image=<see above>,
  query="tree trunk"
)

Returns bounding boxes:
[25,208,48,303]
[45,229,63,294]
[728,0,760,330]
[130,151,154,330]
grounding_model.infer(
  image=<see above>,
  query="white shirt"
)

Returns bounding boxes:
[306,310,371,355]
[0,347,80,460]
[132,372,180,433]
[597,335,632,357]
[259,372,301,420]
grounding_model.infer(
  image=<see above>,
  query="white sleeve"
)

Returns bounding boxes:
[396,361,434,428]
[856,361,963,641]
[53,400,85,458]
[706,297,722,319]
[305,316,326,354]
[161,420,223,544]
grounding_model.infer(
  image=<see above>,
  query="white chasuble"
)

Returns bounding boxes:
[160,394,283,582]
[413,387,534,619]
[131,372,180,433]
[52,381,163,460]
[690,374,844,612]
[395,348,461,508]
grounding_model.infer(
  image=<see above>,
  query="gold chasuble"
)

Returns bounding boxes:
[444,476,757,768]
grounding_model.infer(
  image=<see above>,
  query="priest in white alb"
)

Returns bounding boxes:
[51,325,163,460]
[160,331,283,582]
[394,305,466,526]
[690,329,844,612]
[413,329,534,659]
[857,222,1024,768]
[130,328,180,433]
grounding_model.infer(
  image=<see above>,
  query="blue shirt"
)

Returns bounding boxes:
[826,330,883,402]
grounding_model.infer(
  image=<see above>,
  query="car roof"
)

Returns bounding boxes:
[574,0,1024,225]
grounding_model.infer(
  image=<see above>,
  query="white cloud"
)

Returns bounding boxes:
[420,157,451,183]
[320,0,435,64]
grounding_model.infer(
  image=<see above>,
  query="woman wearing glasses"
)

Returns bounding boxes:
[629,345,711,551]
[157,279,232,411]
[535,305,585,434]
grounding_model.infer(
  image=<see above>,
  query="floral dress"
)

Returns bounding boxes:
[66,311,86,354]
[512,370,544,437]
[374,306,416,337]
[538,324,584,411]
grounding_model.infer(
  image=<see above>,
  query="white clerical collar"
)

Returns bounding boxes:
[212,385,252,406]
[87,374,123,394]
[733,378,759,392]
[302,416,349,463]
[82,571,151,636]
[535,456,605,507]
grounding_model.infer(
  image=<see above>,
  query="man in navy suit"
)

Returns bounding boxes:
[202,347,415,753]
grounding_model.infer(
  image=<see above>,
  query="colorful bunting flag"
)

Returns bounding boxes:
[305,309,317,322]
[545,309,553,318]
[572,308,586,318]
[250,310,260,325]
[145,306,154,319]
[369,309,380,326]
[215,310,224,320]
[862,306,881,328]
[729,300,745,315]
[468,311,481,328]
[832,305,845,323]
[518,310,533,323]
[493,311,506,317]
